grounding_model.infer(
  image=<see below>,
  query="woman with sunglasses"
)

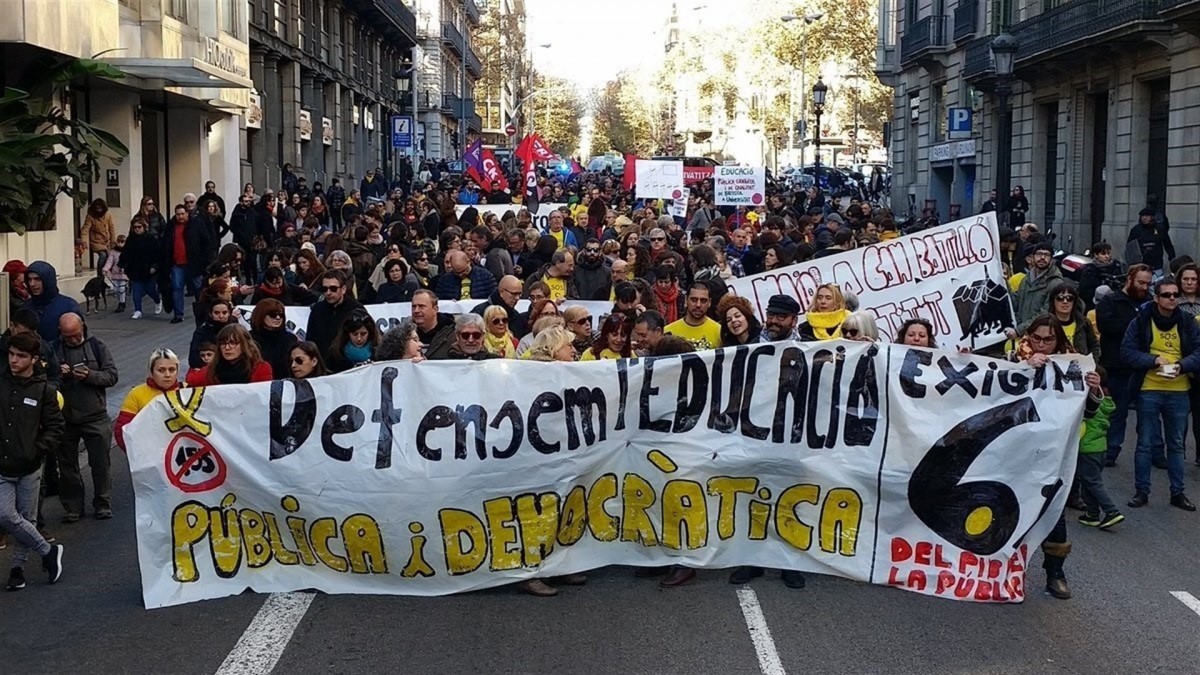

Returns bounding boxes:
[482,305,518,358]
[839,311,881,342]
[249,299,299,379]
[186,324,274,386]
[288,342,329,379]
[327,311,381,373]
[1045,281,1098,356]
[582,313,632,361]
[562,306,593,355]
[115,348,183,452]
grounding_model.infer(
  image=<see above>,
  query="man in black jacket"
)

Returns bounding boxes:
[1127,208,1175,275]
[0,331,66,590]
[163,205,217,323]
[471,275,527,337]
[1097,264,1154,467]
[305,270,364,360]
[410,289,456,360]
[573,239,610,301]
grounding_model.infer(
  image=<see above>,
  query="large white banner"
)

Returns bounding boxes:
[128,341,1089,608]
[636,159,686,200]
[714,166,766,206]
[454,203,567,234]
[728,213,1014,349]
[239,299,616,340]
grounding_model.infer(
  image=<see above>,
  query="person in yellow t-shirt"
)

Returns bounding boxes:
[581,313,633,360]
[1125,277,1198,512]
[665,282,722,351]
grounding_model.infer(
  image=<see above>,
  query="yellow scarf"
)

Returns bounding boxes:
[807,309,850,340]
[484,332,516,358]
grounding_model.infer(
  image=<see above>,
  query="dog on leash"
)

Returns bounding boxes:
[82,276,110,314]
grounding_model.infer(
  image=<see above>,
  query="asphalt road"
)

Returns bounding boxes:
[4,309,1200,674]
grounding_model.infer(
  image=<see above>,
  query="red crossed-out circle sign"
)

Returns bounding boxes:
[505,123,517,136]
[164,431,227,493]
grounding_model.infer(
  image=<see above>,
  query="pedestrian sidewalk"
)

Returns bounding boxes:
[79,305,197,418]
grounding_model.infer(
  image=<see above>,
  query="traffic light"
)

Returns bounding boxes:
[794,119,806,137]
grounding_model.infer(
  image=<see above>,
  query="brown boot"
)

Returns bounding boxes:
[517,579,558,597]
[554,573,587,586]
[660,566,696,588]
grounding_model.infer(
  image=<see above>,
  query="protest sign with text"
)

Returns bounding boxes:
[128,341,1087,608]
[455,203,567,234]
[714,166,766,206]
[727,213,1014,349]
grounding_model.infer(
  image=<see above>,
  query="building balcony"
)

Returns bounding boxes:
[467,112,483,132]
[1013,0,1167,67]
[953,0,978,42]
[465,46,482,78]
[1158,0,1200,30]
[442,94,476,118]
[962,36,995,82]
[899,15,950,67]
[464,0,482,26]
[442,21,464,56]
[343,0,417,43]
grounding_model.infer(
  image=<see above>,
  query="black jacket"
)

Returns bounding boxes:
[0,369,64,477]
[121,230,160,281]
[251,327,299,379]
[471,293,528,338]
[1095,288,1141,371]
[189,319,235,369]
[417,313,457,361]
[305,296,364,358]
[163,215,218,277]
[229,204,256,250]
[1079,260,1127,310]
[574,259,610,302]
[1126,222,1175,271]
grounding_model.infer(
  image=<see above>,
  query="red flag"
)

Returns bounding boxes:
[466,165,488,190]
[519,134,557,162]
[481,148,508,192]
[623,153,637,191]
[570,158,584,175]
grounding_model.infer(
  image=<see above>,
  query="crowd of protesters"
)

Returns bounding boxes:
[0,153,1193,602]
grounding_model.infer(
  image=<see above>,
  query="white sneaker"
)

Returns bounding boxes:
[131,311,143,319]
[154,302,163,315]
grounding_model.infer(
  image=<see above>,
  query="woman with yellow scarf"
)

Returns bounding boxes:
[482,305,518,358]
[799,283,851,341]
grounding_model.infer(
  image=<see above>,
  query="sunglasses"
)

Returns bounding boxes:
[574,317,592,325]
[267,312,285,319]
[458,331,483,340]
[1055,295,1075,302]
[650,237,666,242]
[491,318,508,325]
[1159,291,1181,299]
[291,356,308,365]
[585,248,601,253]
[843,328,860,338]
[322,285,341,292]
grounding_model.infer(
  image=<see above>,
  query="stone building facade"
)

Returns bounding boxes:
[878,0,1200,253]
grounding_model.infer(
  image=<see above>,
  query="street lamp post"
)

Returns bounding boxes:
[990,33,1019,219]
[781,12,823,166]
[812,78,828,189]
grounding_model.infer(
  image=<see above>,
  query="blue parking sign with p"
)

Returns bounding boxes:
[392,116,413,148]
[948,108,972,139]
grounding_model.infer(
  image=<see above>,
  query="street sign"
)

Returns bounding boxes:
[948,107,972,140]
[505,123,517,137]
[391,115,413,148]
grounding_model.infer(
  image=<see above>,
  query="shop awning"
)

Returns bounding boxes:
[102,58,252,90]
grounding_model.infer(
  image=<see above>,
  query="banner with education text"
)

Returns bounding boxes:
[127,342,1088,608]
[727,213,1014,349]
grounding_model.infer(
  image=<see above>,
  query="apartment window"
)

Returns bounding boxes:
[167,0,187,22]
[331,8,342,69]
[932,82,947,141]
[319,0,331,62]
[220,0,240,36]
[273,0,287,38]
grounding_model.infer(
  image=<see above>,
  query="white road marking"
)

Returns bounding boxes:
[1171,591,1200,618]
[736,588,787,675]
[215,592,315,675]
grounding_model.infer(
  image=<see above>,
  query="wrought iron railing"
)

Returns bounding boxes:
[899,15,950,64]
[954,0,978,41]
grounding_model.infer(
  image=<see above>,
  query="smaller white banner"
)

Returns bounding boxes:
[636,159,686,200]
[714,166,766,206]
